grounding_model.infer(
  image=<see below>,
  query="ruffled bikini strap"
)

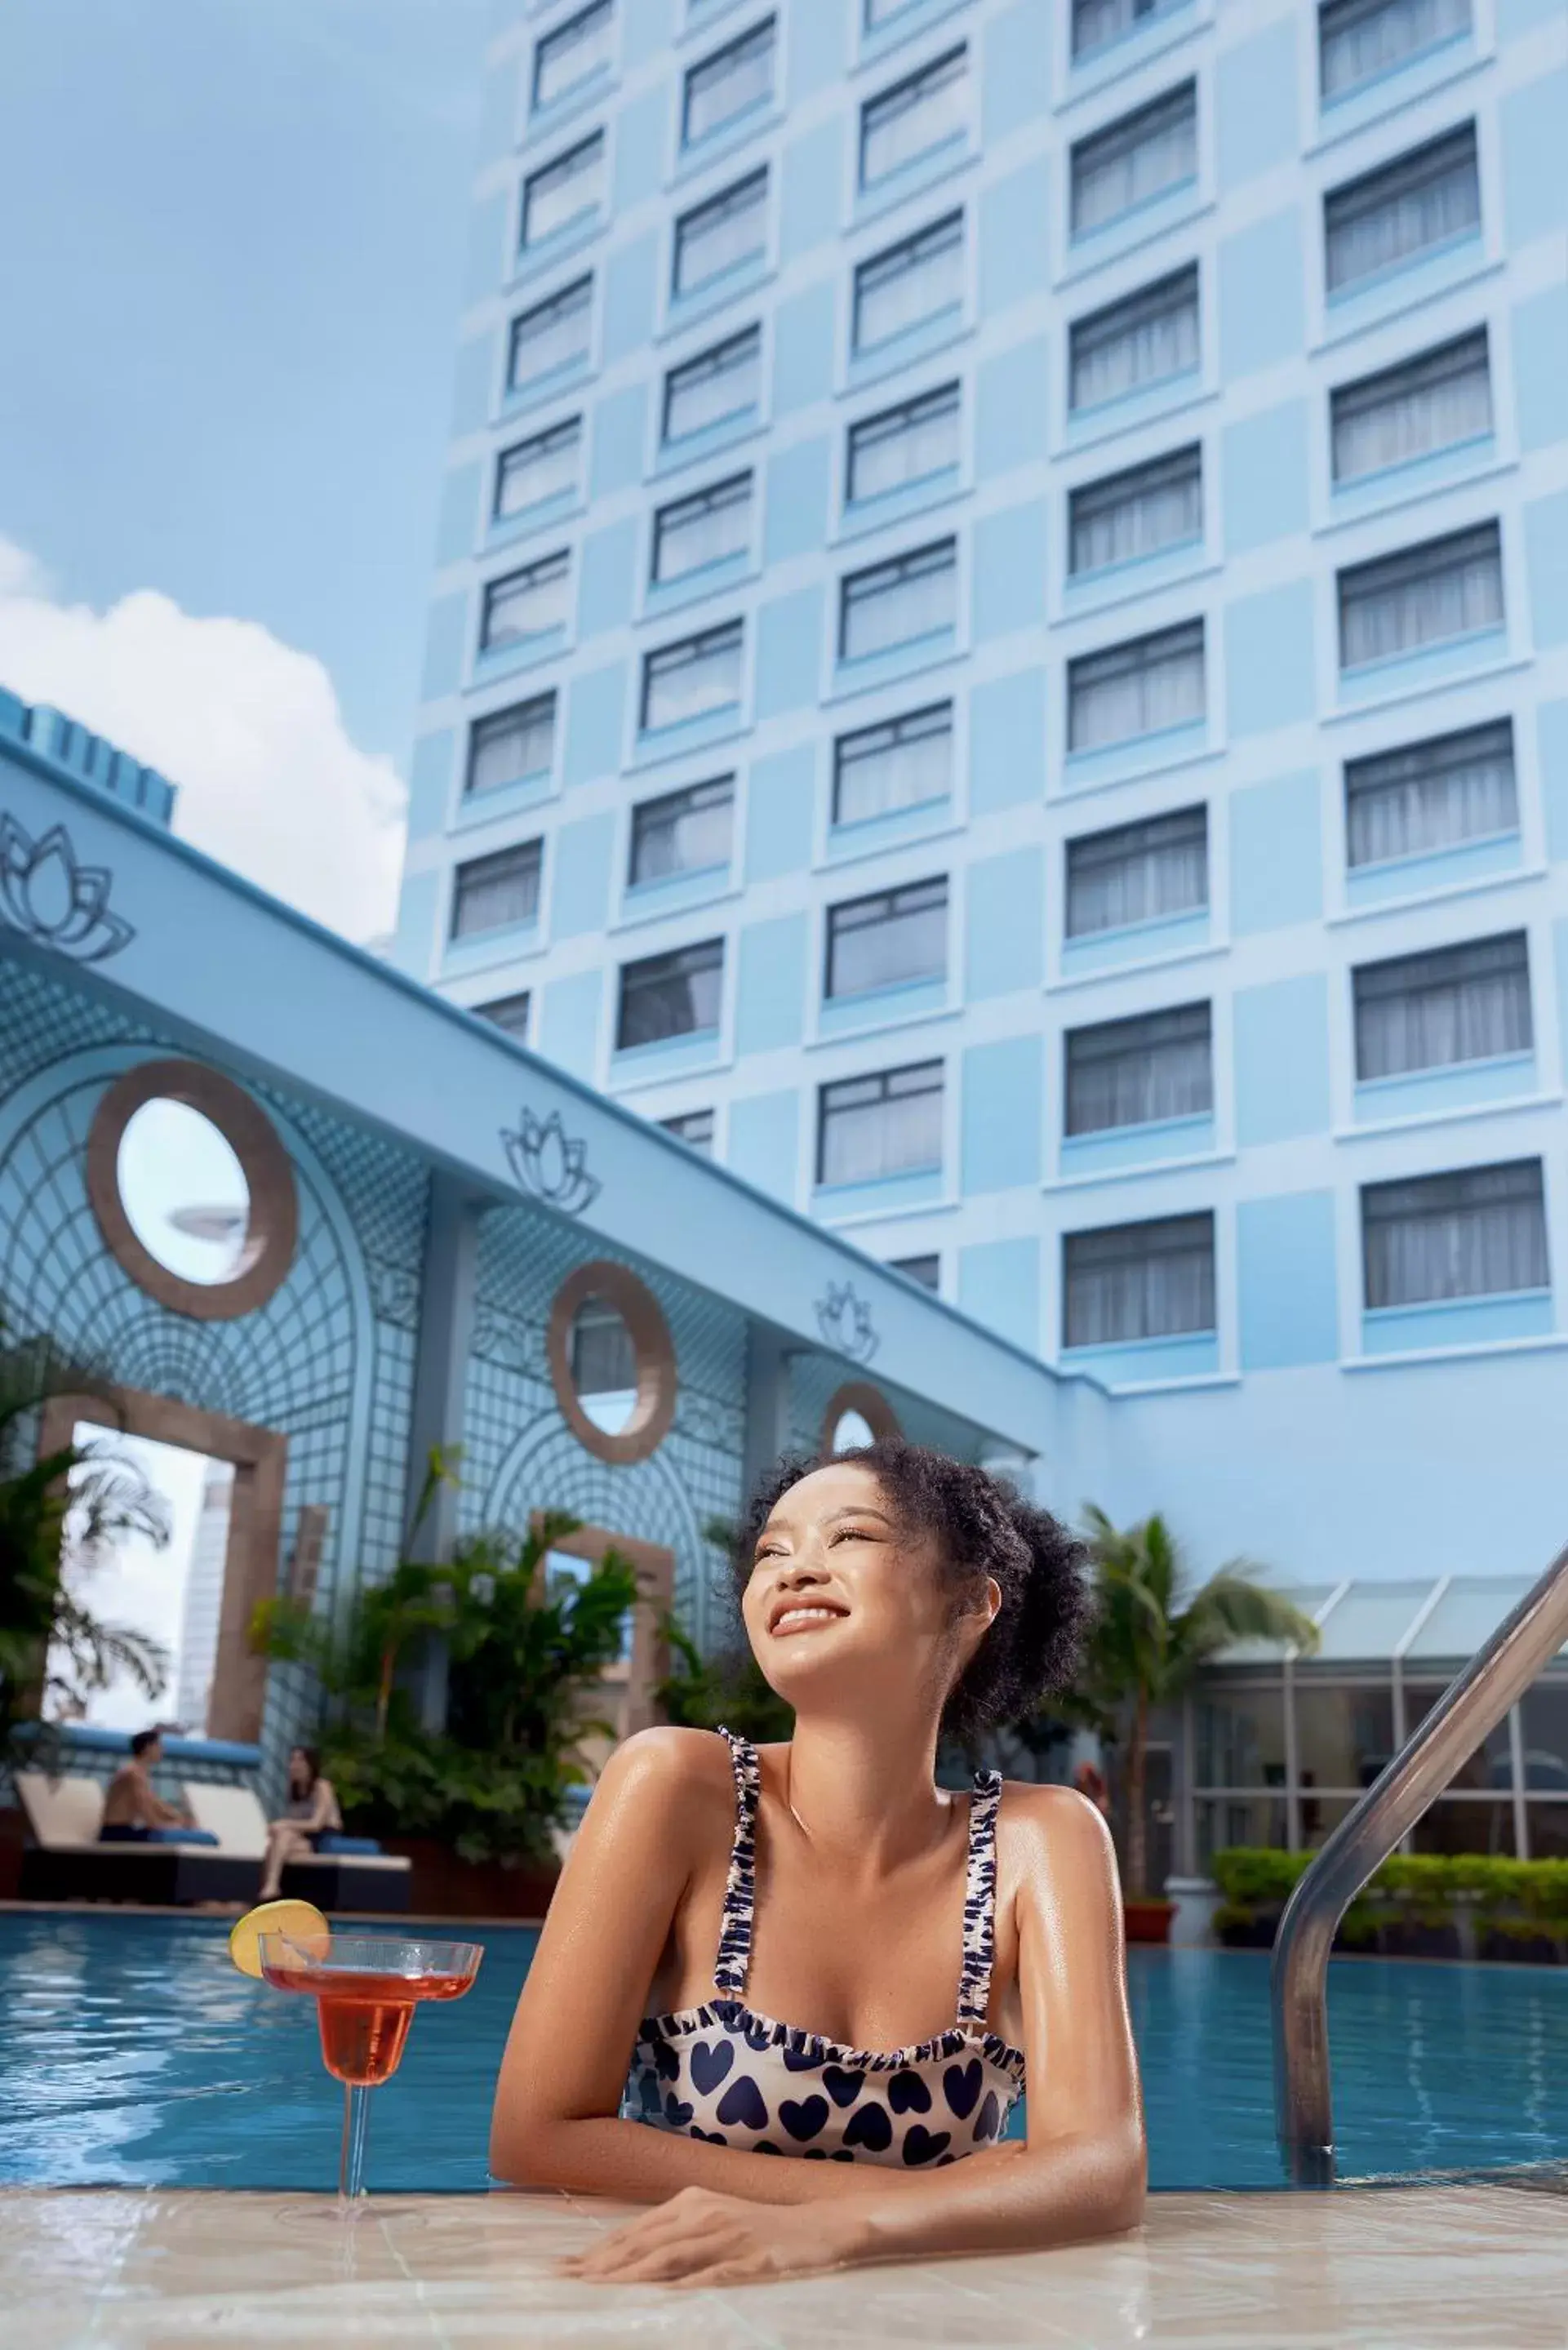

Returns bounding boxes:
[956,1768,1003,2028]
[712,1726,761,1998]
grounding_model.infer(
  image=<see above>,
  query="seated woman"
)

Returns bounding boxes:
[490,1439,1144,2287]
[259,1745,344,1900]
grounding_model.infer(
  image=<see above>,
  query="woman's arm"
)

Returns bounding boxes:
[562,1784,1144,2283]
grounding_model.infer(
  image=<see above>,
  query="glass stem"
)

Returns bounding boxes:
[339,2082,372,2202]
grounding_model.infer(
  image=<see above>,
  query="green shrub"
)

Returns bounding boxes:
[1210,1846,1568,1937]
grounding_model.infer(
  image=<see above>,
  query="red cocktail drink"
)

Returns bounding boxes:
[258,1931,482,2197]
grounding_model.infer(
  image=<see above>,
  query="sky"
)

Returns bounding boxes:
[50,1428,214,1733]
[0,0,488,940]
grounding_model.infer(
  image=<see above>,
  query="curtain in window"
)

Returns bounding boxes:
[850,386,960,502]
[1339,525,1502,669]
[468,695,557,796]
[479,991,532,1040]
[664,331,760,442]
[571,1300,637,1396]
[1070,269,1198,410]
[452,844,542,938]
[642,627,744,729]
[1073,0,1165,56]
[819,1066,943,1185]
[1320,0,1472,101]
[1066,1003,1212,1134]
[535,2,612,108]
[1070,446,1202,575]
[1325,127,1479,295]
[676,172,767,295]
[861,49,966,185]
[1067,808,1208,935]
[618,942,724,1046]
[828,880,947,997]
[655,477,752,581]
[1069,623,1205,751]
[1354,934,1531,1081]
[1072,84,1197,236]
[855,216,964,351]
[630,779,734,882]
[1345,722,1516,867]
[509,280,592,388]
[523,135,604,247]
[1331,331,1490,484]
[685,20,775,144]
[1362,1162,1548,1308]
[841,544,956,661]
[496,421,581,518]
[483,556,570,649]
[1064,1215,1215,1345]
[833,707,953,825]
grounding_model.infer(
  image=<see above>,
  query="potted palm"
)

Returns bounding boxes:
[1077,1506,1321,1942]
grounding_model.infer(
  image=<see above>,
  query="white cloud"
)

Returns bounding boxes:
[0,541,406,944]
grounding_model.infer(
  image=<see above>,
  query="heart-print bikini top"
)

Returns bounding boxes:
[620,1728,1026,2166]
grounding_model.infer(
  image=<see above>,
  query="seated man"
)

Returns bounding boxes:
[100,1727,197,1841]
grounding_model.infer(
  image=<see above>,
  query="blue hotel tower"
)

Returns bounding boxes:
[394,0,1568,1602]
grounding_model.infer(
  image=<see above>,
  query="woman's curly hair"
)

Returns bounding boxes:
[734,1438,1090,1744]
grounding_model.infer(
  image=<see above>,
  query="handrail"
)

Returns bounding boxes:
[1272,1535,1568,2187]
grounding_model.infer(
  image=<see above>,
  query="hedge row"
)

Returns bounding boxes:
[1211,1846,1568,1926]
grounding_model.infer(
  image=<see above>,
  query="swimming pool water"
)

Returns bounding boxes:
[0,1914,1563,2191]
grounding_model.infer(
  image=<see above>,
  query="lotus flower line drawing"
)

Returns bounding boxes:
[501,1105,602,1216]
[0,814,135,964]
[816,1280,878,1365]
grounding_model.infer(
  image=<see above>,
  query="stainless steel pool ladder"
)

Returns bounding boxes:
[1272,1533,1568,2188]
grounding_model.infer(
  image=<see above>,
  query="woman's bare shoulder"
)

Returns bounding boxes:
[589,1725,737,1825]
[997,1780,1118,1872]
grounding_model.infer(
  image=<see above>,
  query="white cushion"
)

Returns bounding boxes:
[16,1771,104,1848]
[182,1781,269,1859]
[287,1850,411,1873]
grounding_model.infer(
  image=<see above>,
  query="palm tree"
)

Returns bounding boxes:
[1078,1506,1321,1899]
[0,1323,171,1753]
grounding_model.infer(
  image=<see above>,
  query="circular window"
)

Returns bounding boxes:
[819,1381,901,1457]
[87,1060,298,1321]
[547,1260,677,1465]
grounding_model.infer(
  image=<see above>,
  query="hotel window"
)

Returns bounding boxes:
[1070,82,1197,238]
[1319,0,1472,103]
[1337,522,1502,671]
[818,1060,944,1187]
[651,472,752,584]
[826,877,947,1000]
[659,1107,715,1153]
[629,775,735,884]
[481,551,571,651]
[1069,265,1199,412]
[1330,330,1490,486]
[1066,806,1208,937]
[533,1,613,109]
[508,277,593,391]
[1068,620,1205,753]
[864,0,918,24]
[1065,1002,1212,1135]
[1072,0,1172,60]
[860,47,967,188]
[833,703,953,826]
[495,417,582,519]
[1361,1160,1548,1309]
[478,990,532,1041]
[1324,124,1479,297]
[617,938,725,1048]
[1344,720,1516,868]
[673,168,768,297]
[847,383,960,504]
[1064,1213,1216,1348]
[662,325,761,443]
[889,1251,939,1291]
[683,16,775,145]
[840,539,956,663]
[1069,444,1202,576]
[451,839,543,939]
[641,620,744,730]
[1353,932,1531,1082]
[521,133,604,249]
[465,693,557,797]
[853,211,964,354]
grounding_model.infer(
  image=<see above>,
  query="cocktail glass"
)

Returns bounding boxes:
[259,1930,482,2201]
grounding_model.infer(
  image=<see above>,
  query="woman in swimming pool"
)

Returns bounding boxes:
[489,1438,1144,2286]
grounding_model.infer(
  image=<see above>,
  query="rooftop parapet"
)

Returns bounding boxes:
[0,687,176,828]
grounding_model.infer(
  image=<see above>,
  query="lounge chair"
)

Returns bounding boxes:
[14,1771,258,1905]
[182,1784,412,1914]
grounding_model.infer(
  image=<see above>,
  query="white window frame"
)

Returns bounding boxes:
[449,837,544,943]
[858,43,970,194]
[1069,80,1198,243]
[848,208,968,367]
[493,415,584,524]
[1335,520,1504,677]
[837,537,959,666]
[682,15,777,149]
[1322,122,1481,303]
[671,167,771,304]
[651,471,754,588]
[845,380,962,509]
[519,131,606,254]
[660,322,765,449]
[830,701,956,831]
[532,1,615,113]
[1317,0,1474,109]
[464,691,560,802]
[615,935,727,1051]
[638,618,747,735]
[1065,618,1206,757]
[478,549,573,656]
[506,274,594,399]
[1067,262,1202,420]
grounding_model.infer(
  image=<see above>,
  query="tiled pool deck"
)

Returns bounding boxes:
[5,2180,1565,2349]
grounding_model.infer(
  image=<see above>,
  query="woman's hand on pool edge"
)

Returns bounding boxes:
[559,2186,865,2288]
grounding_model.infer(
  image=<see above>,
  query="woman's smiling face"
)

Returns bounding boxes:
[741,1459,988,1718]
